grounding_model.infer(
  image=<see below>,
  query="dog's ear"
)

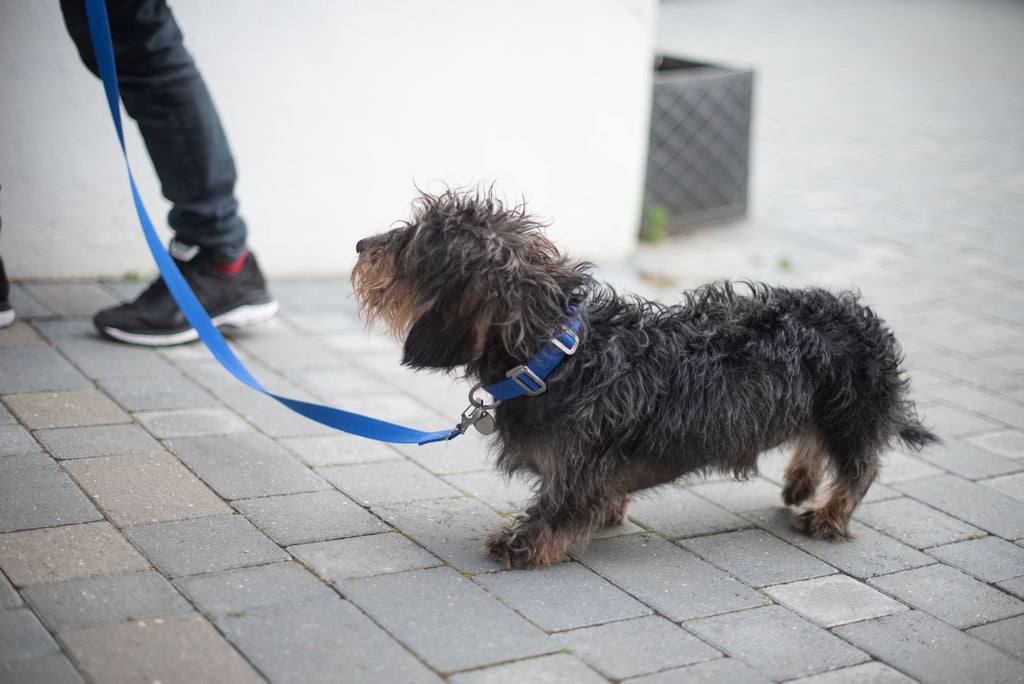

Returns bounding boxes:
[402,282,494,370]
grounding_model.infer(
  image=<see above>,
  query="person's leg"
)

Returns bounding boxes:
[60,0,246,262]
[61,0,276,345]
[0,184,13,328]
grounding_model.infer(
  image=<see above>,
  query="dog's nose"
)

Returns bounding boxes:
[355,238,370,254]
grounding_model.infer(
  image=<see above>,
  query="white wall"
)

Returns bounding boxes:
[0,0,657,280]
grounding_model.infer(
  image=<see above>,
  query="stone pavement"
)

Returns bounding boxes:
[2,0,1024,682]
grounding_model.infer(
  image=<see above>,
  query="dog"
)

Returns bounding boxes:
[352,188,938,569]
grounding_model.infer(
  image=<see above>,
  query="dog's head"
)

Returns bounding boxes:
[352,188,591,372]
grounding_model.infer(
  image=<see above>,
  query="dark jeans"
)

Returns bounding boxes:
[61,0,247,263]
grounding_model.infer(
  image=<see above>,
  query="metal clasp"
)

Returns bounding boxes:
[551,327,579,356]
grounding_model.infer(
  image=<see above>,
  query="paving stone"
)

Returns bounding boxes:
[834,610,1024,684]
[3,390,130,430]
[0,424,41,456]
[23,570,191,632]
[47,336,180,381]
[869,563,1024,629]
[968,429,1024,459]
[967,615,1024,660]
[374,497,511,573]
[173,561,336,619]
[289,533,442,581]
[0,573,19,609]
[915,439,1021,479]
[0,653,86,683]
[748,508,935,578]
[344,566,551,673]
[983,472,1024,501]
[623,485,751,539]
[853,496,985,549]
[577,533,769,621]
[448,653,606,684]
[234,490,387,545]
[399,430,495,475]
[794,661,917,683]
[626,657,771,683]
[998,576,1024,601]
[0,455,103,531]
[685,605,869,681]
[763,574,907,628]
[97,375,217,411]
[443,469,535,513]
[0,348,92,394]
[60,613,263,684]
[916,404,1005,440]
[687,478,784,513]
[134,407,251,438]
[319,459,463,506]
[926,385,1024,430]
[63,452,230,526]
[0,608,60,662]
[215,386,339,438]
[553,615,720,680]
[124,515,288,578]
[680,529,836,587]
[877,451,946,484]
[897,475,1024,539]
[0,320,48,347]
[926,536,1024,582]
[219,597,441,683]
[18,283,118,318]
[33,424,162,460]
[0,521,149,587]
[165,432,329,500]
[279,432,405,467]
[474,561,652,632]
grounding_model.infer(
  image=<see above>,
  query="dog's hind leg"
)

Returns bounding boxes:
[781,428,826,507]
[792,435,880,541]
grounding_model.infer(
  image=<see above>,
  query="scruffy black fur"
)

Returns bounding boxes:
[352,188,938,569]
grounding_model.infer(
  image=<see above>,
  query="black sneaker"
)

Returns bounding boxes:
[94,241,278,346]
[0,254,12,329]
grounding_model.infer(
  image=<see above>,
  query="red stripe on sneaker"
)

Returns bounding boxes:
[215,250,249,275]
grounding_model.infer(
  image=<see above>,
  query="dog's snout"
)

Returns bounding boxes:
[355,238,371,254]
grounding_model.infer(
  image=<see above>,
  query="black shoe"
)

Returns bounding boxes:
[94,241,278,346]
[0,254,12,329]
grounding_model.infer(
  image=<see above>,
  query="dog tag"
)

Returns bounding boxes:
[472,410,496,435]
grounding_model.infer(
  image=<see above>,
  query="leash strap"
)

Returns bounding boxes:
[82,0,454,444]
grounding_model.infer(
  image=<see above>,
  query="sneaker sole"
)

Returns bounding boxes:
[0,309,14,329]
[100,300,279,347]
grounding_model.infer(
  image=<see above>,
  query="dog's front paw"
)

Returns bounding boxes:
[485,518,567,569]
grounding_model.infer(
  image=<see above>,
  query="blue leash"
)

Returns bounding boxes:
[82,0,455,444]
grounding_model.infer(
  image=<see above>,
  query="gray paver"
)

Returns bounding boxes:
[45,336,179,380]
[97,375,216,411]
[222,599,443,683]
[869,563,1024,629]
[984,472,1024,502]
[375,497,506,573]
[687,478,784,513]
[968,615,1024,660]
[627,485,750,539]
[173,561,336,619]
[926,536,1024,583]
[215,386,339,438]
[59,613,263,684]
[448,653,606,684]
[0,424,41,456]
[289,533,442,581]
[968,429,1024,460]
[0,348,91,394]
[319,459,463,505]
[0,573,19,610]
[0,653,87,683]
[763,574,907,628]
[680,529,836,587]
[553,615,720,680]
[0,454,102,531]
[474,561,652,632]
[0,522,149,587]
[627,658,771,684]
[684,605,868,681]
[23,571,191,632]
[443,469,535,513]
[899,475,1024,540]
[166,432,329,500]
[63,452,230,526]
[854,496,985,549]
[234,490,386,545]
[343,566,551,673]
[124,515,288,577]
[915,439,1021,479]
[795,661,917,683]
[134,406,252,438]
[0,608,60,662]
[33,424,162,460]
[748,508,935,578]
[279,432,405,467]
[834,610,1024,684]
[578,533,770,621]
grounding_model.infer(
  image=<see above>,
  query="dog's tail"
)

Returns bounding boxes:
[896,411,941,451]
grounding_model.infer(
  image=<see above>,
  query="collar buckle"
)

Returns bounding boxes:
[506,365,547,397]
